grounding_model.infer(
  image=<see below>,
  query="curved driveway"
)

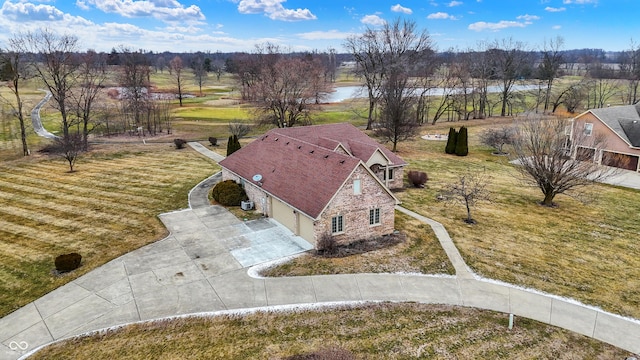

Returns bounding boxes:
[30,90,58,140]
[1,143,638,359]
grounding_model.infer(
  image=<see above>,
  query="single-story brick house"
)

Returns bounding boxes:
[218,123,406,247]
[570,103,640,172]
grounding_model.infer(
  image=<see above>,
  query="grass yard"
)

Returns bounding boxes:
[397,119,640,319]
[262,212,454,276]
[264,117,640,320]
[0,144,217,317]
[30,303,632,359]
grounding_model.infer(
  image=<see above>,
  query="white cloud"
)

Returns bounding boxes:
[516,14,540,21]
[297,30,354,40]
[563,0,597,4]
[448,1,463,6]
[545,6,566,12]
[427,12,458,20]
[468,20,526,32]
[361,14,385,26]
[236,0,316,21]
[391,4,412,14]
[76,0,90,11]
[2,1,91,24]
[552,25,562,30]
[79,0,205,23]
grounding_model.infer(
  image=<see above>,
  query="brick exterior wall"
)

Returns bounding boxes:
[221,169,271,215]
[314,165,396,246]
[371,165,405,190]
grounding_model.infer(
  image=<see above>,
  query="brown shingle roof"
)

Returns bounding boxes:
[271,123,407,166]
[219,131,361,219]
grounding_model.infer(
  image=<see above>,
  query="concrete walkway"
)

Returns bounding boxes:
[1,144,639,359]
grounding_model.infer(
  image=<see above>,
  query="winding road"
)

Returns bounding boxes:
[30,90,58,140]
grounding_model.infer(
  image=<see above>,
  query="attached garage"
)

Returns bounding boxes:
[602,151,640,171]
[271,197,295,232]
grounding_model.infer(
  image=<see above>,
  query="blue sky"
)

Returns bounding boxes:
[0,0,637,53]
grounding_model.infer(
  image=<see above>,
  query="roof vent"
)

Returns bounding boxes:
[309,150,314,154]
[340,160,345,164]
[252,174,263,182]
[298,145,302,149]
[324,155,329,159]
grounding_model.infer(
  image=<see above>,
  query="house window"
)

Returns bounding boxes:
[584,123,593,136]
[369,208,380,225]
[353,179,361,195]
[331,215,344,234]
[383,168,394,180]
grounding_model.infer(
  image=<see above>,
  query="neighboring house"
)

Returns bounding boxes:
[570,103,640,172]
[218,123,406,247]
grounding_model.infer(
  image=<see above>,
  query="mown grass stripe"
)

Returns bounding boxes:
[0,171,160,205]
[0,204,115,237]
[0,191,144,228]
[0,179,149,215]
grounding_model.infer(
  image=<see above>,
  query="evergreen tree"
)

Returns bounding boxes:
[445,127,458,154]
[227,135,241,156]
[232,135,241,153]
[226,135,234,156]
[455,126,469,156]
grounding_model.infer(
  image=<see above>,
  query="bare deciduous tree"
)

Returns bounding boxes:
[228,121,252,138]
[490,38,533,117]
[26,29,79,138]
[54,132,83,172]
[118,47,151,132]
[511,116,615,207]
[253,56,326,128]
[375,71,420,152]
[479,126,514,155]
[191,54,208,97]
[1,35,32,156]
[443,169,492,224]
[71,49,106,150]
[538,36,565,113]
[169,55,184,106]
[345,18,434,130]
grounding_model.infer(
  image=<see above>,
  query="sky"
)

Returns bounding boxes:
[0,0,638,54]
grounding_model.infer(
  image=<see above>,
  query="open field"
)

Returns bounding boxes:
[30,303,632,359]
[0,144,217,317]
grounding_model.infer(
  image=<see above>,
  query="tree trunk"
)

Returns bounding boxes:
[541,191,556,206]
[465,200,473,223]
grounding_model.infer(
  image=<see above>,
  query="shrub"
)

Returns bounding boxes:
[315,233,338,255]
[208,137,218,146]
[455,126,469,156]
[226,135,242,156]
[445,127,457,154]
[174,138,186,149]
[407,170,428,188]
[228,121,252,138]
[211,180,248,206]
[479,126,514,154]
[55,253,82,272]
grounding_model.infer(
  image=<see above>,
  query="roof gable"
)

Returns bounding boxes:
[587,105,640,147]
[271,123,407,166]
